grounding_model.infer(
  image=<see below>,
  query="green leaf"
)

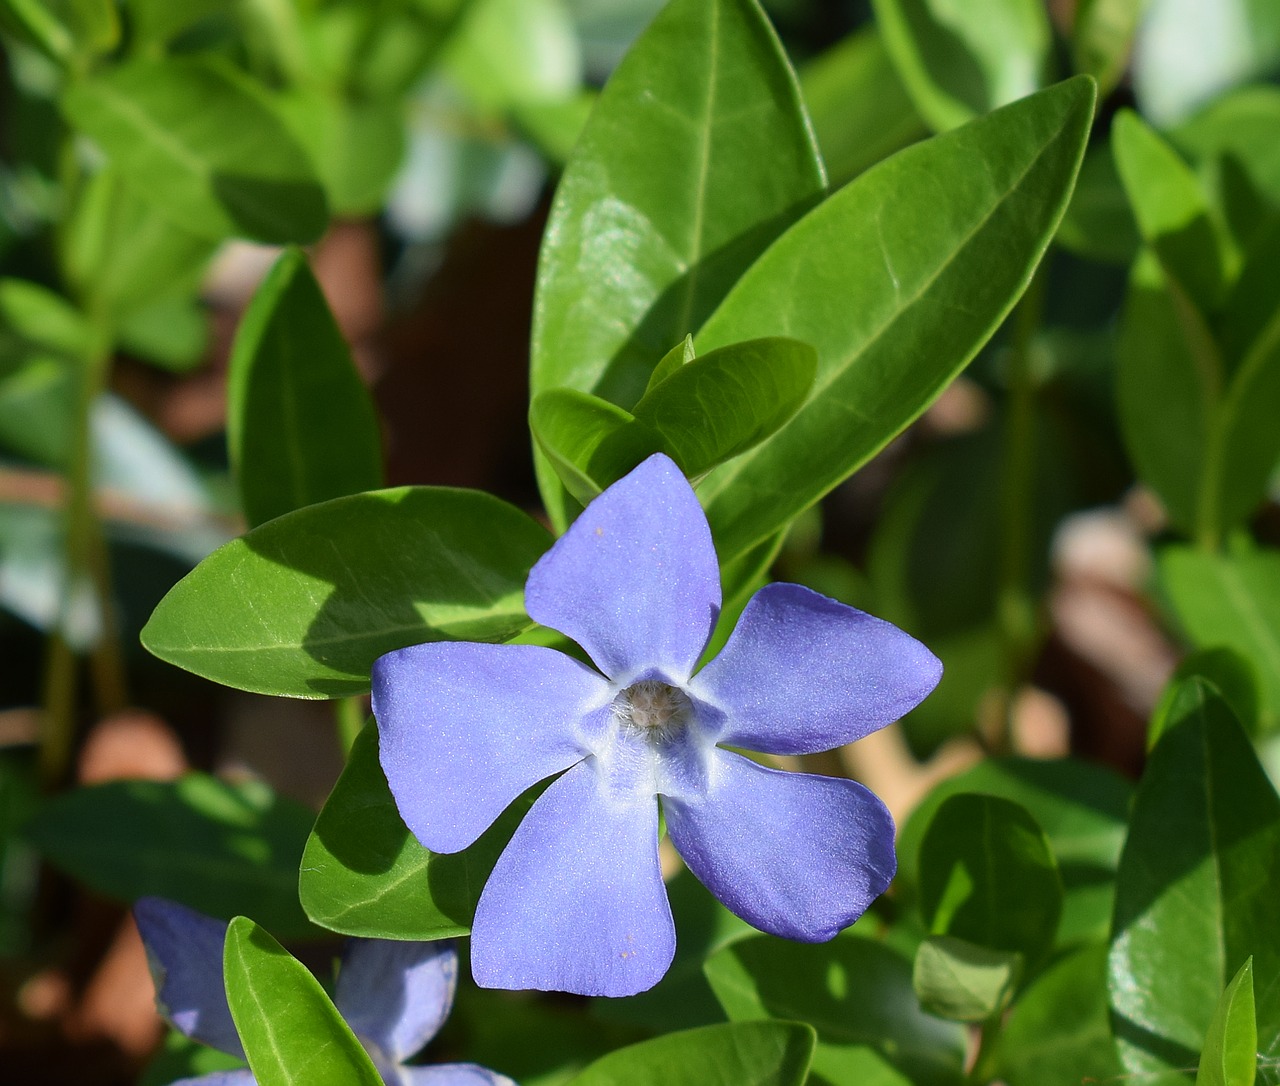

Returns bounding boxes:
[1056,143,1141,265]
[692,76,1096,564]
[117,295,208,373]
[993,943,1125,1086]
[566,1021,816,1086]
[871,0,1053,132]
[1108,679,1280,1084]
[912,935,1022,1023]
[1115,252,1219,534]
[1172,86,1280,210]
[0,0,118,64]
[228,248,383,528]
[61,58,327,245]
[142,487,549,698]
[1197,958,1258,1086]
[798,25,927,186]
[529,0,825,526]
[1111,109,1234,314]
[1072,0,1147,96]
[1151,647,1262,746]
[646,335,696,396]
[897,757,1131,949]
[224,917,383,1086]
[24,774,316,939]
[704,933,966,1086]
[1160,545,1280,732]
[0,277,94,360]
[300,719,535,938]
[918,793,1063,965]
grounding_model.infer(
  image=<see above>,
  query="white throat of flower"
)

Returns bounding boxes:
[612,680,693,742]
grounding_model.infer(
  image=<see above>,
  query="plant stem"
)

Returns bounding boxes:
[966,1014,1004,1085]
[335,695,367,753]
[990,264,1049,753]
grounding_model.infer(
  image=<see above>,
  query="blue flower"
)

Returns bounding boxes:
[134,897,512,1086]
[373,454,941,997]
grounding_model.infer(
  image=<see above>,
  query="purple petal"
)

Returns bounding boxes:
[335,939,455,1064]
[663,751,896,941]
[690,583,941,755]
[373,642,606,853]
[394,1065,517,1086]
[133,897,244,1059]
[470,758,674,996]
[525,453,720,683]
[168,1072,255,1086]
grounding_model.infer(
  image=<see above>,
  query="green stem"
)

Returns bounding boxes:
[335,696,367,753]
[966,1014,1004,1085]
[990,265,1049,753]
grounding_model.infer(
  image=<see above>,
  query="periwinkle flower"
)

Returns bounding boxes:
[374,454,941,997]
[134,897,511,1086]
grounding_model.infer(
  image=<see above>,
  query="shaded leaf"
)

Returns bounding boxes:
[912,935,1022,1023]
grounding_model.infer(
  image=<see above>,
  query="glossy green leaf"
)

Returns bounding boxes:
[918,793,1063,964]
[61,58,327,244]
[0,0,118,64]
[798,25,927,185]
[645,335,696,396]
[567,1021,816,1086]
[300,719,535,938]
[1198,958,1257,1086]
[228,249,383,528]
[871,0,1053,132]
[898,757,1131,948]
[1072,0,1147,96]
[24,774,315,938]
[1108,679,1280,1084]
[529,0,825,526]
[912,935,1022,1023]
[994,943,1125,1086]
[704,933,966,1086]
[692,76,1095,564]
[141,488,550,698]
[224,917,383,1086]
[1151,647,1262,746]
[1115,252,1219,535]
[1160,545,1280,732]
[1112,109,1233,314]
[531,388,655,507]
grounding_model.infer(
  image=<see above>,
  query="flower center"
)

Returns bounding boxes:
[613,680,693,740]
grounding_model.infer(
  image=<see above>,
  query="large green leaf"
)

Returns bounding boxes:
[1197,958,1258,1086]
[228,249,383,528]
[1108,679,1280,1084]
[299,719,535,938]
[704,933,966,1086]
[224,917,383,1086]
[61,57,327,244]
[566,1021,816,1086]
[141,488,550,698]
[871,0,1053,132]
[897,757,1131,948]
[529,0,825,525]
[693,76,1095,563]
[917,793,1062,965]
[1160,545,1280,732]
[24,774,315,938]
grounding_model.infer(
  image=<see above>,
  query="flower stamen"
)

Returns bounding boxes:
[613,680,692,741]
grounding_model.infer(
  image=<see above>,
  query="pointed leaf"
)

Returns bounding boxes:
[228,249,383,527]
[141,488,550,698]
[224,917,382,1086]
[530,390,659,507]
[530,0,825,524]
[61,57,327,244]
[1197,958,1257,1086]
[299,720,536,939]
[566,1021,816,1086]
[645,335,696,396]
[1108,679,1280,1084]
[693,77,1095,563]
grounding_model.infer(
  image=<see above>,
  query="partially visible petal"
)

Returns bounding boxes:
[471,759,674,997]
[664,751,896,941]
[690,583,941,754]
[373,643,606,853]
[393,1064,517,1086]
[168,1071,255,1086]
[335,940,455,1064]
[133,897,244,1059]
[525,453,720,683]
